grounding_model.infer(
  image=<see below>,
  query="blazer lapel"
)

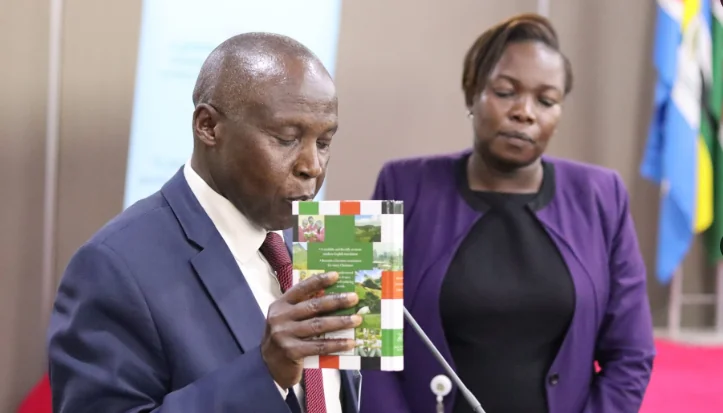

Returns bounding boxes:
[341,370,362,412]
[190,231,267,352]
[162,167,266,353]
[283,228,293,254]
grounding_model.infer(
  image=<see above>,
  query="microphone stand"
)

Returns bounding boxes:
[403,307,486,413]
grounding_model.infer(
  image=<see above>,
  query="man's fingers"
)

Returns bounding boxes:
[284,272,339,304]
[291,292,359,320]
[287,339,357,360]
[292,314,363,339]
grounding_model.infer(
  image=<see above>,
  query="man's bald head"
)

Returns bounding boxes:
[191,32,332,118]
[190,32,338,231]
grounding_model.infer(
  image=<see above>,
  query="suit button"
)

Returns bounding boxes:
[548,373,560,386]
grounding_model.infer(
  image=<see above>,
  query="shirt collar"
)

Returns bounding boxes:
[183,161,270,263]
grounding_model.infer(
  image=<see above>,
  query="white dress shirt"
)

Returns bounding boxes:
[184,162,342,413]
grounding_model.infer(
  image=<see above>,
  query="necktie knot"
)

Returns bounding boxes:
[260,232,291,268]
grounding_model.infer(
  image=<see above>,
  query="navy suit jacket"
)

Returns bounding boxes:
[47,168,361,413]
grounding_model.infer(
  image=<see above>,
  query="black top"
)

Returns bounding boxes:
[440,156,575,413]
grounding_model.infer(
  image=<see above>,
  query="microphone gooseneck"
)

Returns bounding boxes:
[403,307,486,413]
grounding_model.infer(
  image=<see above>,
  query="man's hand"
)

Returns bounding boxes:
[261,271,362,389]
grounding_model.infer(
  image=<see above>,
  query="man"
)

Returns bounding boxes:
[47,32,362,413]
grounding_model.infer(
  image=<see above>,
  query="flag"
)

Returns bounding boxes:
[704,1,723,262]
[640,0,715,283]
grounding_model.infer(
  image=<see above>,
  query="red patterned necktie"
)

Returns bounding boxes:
[260,232,327,413]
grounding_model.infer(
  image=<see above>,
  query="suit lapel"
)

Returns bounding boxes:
[163,171,360,410]
[283,228,293,254]
[162,168,266,353]
[190,231,266,352]
[340,370,362,412]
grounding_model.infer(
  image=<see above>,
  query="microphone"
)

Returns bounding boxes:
[403,307,486,413]
[431,374,452,413]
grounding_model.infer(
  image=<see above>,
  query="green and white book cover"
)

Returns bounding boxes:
[291,200,404,371]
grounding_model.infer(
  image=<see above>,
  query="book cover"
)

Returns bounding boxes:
[291,200,404,371]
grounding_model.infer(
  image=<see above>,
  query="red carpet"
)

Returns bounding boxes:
[16,374,50,413]
[640,339,723,413]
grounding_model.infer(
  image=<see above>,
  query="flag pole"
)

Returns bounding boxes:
[667,266,684,337]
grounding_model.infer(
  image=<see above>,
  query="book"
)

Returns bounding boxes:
[291,200,404,371]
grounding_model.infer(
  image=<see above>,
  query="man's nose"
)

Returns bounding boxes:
[294,140,323,179]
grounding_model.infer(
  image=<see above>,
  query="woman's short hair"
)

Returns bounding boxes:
[461,13,574,107]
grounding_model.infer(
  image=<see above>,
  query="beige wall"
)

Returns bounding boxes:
[0,0,714,410]
[55,0,141,284]
[0,0,50,409]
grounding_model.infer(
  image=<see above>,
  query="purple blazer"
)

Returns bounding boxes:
[359,149,655,413]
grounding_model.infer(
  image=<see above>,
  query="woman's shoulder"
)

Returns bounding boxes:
[371,150,469,214]
[378,148,470,178]
[544,156,632,245]
[544,155,628,199]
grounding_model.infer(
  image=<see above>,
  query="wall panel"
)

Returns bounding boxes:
[54,0,142,280]
[0,1,50,411]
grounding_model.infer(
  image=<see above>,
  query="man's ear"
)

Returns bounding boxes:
[192,104,220,147]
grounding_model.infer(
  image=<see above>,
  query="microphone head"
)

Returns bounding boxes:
[430,374,453,397]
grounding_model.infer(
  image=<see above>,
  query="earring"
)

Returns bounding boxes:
[467,111,473,119]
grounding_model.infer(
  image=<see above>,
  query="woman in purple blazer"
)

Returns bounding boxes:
[360,13,655,413]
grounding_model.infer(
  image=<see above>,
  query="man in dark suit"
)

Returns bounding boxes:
[47,32,362,413]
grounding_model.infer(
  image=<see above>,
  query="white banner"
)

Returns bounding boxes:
[123,0,342,208]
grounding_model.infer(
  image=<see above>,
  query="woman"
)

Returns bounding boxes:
[360,13,655,413]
